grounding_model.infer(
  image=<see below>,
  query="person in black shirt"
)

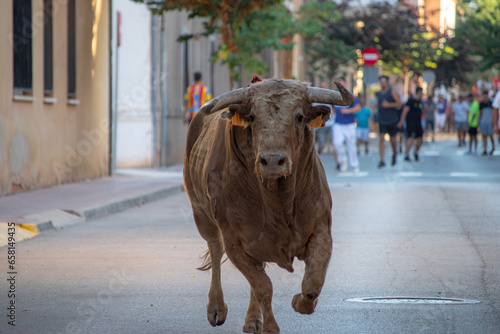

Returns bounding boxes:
[398,87,424,161]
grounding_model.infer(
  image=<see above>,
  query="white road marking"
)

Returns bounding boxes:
[398,172,423,177]
[336,172,369,177]
[450,172,479,177]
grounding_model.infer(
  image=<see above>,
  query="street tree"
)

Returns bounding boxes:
[132,0,294,89]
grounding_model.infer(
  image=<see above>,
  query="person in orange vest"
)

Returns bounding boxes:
[183,72,212,125]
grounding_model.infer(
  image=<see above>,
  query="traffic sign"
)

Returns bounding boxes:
[362,47,380,67]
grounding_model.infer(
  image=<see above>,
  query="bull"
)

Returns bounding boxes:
[183,78,354,333]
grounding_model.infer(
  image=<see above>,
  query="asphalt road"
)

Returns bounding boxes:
[1,138,499,334]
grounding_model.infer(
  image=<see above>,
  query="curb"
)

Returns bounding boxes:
[0,184,183,247]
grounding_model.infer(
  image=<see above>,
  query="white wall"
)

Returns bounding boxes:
[112,0,152,168]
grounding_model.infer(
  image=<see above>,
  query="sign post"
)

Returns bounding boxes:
[362,47,380,67]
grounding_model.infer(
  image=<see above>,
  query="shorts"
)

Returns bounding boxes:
[455,121,468,131]
[468,127,477,136]
[405,122,423,138]
[379,123,398,137]
[426,120,435,131]
[436,113,446,128]
[356,127,369,141]
[479,121,493,135]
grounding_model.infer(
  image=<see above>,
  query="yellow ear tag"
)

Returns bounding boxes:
[309,115,324,128]
[230,113,245,127]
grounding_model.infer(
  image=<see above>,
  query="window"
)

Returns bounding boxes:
[67,0,76,97]
[13,0,33,94]
[44,0,53,95]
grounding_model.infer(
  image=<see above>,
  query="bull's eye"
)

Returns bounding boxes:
[297,115,304,123]
[247,115,255,122]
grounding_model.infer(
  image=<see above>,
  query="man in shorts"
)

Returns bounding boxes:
[398,87,424,161]
[467,93,480,154]
[376,75,403,168]
[453,94,470,147]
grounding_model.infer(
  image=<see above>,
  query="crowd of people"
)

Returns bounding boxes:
[316,76,500,173]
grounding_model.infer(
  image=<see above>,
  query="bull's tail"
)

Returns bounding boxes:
[196,249,229,271]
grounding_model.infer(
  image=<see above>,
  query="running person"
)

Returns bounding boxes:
[376,75,403,168]
[398,87,424,161]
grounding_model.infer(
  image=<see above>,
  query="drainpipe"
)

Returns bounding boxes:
[151,13,158,167]
[160,15,167,166]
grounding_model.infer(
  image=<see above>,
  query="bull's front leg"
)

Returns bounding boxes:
[292,226,332,314]
[225,242,280,334]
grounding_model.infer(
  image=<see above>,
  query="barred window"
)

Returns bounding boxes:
[44,0,53,94]
[13,0,33,93]
[68,0,76,97]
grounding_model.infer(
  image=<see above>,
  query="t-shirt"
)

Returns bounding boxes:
[479,100,493,124]
[334,96,360,125]
[425,100,436,121]
[453,101,470,123]
[493,91,500,109]
[355,107,372,129]
[468,100,480,127]
[184,84,212,120]
[376,88,399,125]
[437,100,447,114]
[404,97,424,124]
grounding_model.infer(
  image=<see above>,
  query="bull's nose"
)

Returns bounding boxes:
[259,153,287,168]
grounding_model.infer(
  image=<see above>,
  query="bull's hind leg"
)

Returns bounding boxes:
[225,242,280,334]
[242,288,262,333]
[193,212,228,327]
[292,227,332,315]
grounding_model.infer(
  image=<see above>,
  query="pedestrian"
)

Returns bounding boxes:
[447,95,455,133]
[467,93,480,155]
[436,95,448,132]
[423,95,436,142]
[333,78,361,173]
[394,77,405,153]
[315,82,335,155]
[478,90,495,155]
[493,89,500,141]
[453,94,470,147]
[355,95,372,155]
[183,72,212,125]
[375,75,403,168]
[397,87,424,161]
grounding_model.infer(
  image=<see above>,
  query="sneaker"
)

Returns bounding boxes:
[482,151,487,156]
[336,163,341,171]
[391,155,397,166]
[490,149,495,155]
[352,167,360,174]
[404,155,410,161]
[340,163,347,172]
[414,153,419,161]
[378,161,386,168]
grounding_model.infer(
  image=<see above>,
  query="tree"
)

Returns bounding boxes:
[133,0,294,89]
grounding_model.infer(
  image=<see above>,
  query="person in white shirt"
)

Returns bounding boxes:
[453,94,470,147]
[493,90,500,142]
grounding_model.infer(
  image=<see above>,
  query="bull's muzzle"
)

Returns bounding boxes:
[257,152,291,178]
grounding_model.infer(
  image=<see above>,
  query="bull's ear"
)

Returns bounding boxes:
[308,105,331,128]
[221,104,251,127]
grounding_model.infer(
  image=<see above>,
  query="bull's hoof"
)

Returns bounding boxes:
[243,318,263,333]
[207,302,228,327]
[292,293,318,315]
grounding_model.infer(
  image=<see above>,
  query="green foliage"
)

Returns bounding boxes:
[455,0,500,72]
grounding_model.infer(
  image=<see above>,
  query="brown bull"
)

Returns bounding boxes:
[183,78,354,333]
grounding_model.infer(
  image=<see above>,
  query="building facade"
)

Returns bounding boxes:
[0,0,110,196]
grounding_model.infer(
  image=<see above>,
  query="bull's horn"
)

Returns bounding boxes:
[200,87,248,114]
[308,80,355,106]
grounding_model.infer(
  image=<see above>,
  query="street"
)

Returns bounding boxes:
[1,138,500,334]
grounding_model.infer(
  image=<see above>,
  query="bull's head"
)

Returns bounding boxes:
[200,79,354,179]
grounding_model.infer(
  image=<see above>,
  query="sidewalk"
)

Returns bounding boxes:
[0,165,184,246]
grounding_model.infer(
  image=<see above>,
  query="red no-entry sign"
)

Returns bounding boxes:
[362,47,380,66]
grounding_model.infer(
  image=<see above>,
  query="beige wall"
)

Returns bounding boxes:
[0,0,110,196]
